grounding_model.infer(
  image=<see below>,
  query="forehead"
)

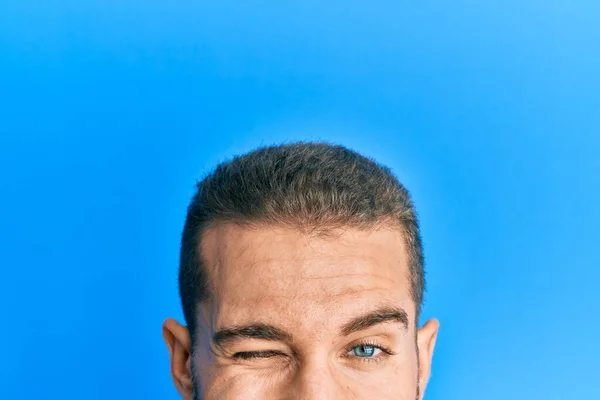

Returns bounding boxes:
[200,223,413,327]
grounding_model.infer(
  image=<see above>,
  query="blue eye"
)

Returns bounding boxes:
[351,344,381,358]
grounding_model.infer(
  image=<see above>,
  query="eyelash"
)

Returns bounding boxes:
[232,342,395,363]
[232,350,285,360]
[344,341,396,364]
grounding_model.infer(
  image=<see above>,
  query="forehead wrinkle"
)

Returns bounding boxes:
[201,223,414,318]
[214,255,407,307]
[295,264,404,288]
[299,271,400,283]
[221,286,403,322]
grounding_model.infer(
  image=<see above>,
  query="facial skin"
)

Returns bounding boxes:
[163,224,439,399]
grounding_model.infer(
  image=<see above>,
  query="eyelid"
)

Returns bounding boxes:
[232,341,396,362]
[343,340,396,362]
[232,350,286,360]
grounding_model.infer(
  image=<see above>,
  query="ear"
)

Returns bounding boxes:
[416,319,439,399]
[163,318,194,399]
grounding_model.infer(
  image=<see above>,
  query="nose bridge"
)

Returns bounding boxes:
[291,354,345,400]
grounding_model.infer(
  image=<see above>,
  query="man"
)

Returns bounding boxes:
[163,142,439,399]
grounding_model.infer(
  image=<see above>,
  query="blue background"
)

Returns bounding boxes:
[1,1,599,399]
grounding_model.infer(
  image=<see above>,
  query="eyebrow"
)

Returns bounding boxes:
[340,306,409,336]
[213,306,409,349]
[213,323,293,350]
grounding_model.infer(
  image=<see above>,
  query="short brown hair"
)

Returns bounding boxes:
[178,142,425,343]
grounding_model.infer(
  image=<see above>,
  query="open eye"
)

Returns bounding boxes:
[349,344,382,358]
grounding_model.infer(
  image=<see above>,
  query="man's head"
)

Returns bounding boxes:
[163,142,439,399]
